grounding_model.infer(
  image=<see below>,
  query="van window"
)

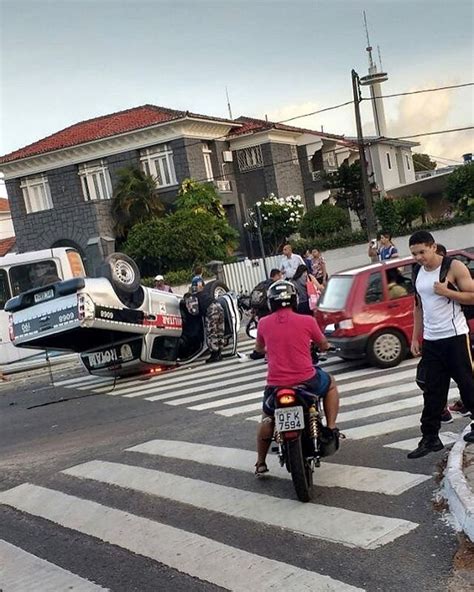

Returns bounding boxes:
[365,272,383,304]
[318,276,353,310]
[9,260,60,295]
[0,269,11,310]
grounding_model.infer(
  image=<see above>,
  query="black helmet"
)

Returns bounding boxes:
[267,280,297,312]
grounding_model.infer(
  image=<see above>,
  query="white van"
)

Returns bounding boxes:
[0,247,85,364]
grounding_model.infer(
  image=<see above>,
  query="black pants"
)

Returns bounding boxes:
[418,334,474,436]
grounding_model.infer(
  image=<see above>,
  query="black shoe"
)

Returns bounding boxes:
[407,436,444,459]
[249,350,265,360]
[206,350,222,364]
[463,424,474,443]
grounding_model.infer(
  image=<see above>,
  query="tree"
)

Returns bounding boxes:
[244,194,304,255]
[299,203,350,239]
[445,163,474,216]
[324,161,367,226]
[175,178,226,219]
[412,153,437,173]
[112,166,164,238]
[374,198,400,236]
[123,210,238,275]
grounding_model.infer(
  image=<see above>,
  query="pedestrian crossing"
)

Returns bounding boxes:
[0,436,437,591]
[54,338,465,443]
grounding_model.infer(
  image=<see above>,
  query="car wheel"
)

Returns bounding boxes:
[204,280,229,300]
[101,252,141,294]
[367,329,407,368]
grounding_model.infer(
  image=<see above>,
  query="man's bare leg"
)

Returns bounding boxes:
[256,414,274,467]
[322,376,339,429]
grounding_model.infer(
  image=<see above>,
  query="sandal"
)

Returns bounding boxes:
[254,462,269,476]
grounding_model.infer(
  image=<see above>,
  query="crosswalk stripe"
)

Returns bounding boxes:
[0,539,107,591]
[53,375,111,388]
[126,439,431,495]
[342,413,422,440]
[0,483,364,592]
[337,394,421,423]
[61,460,418,549]
[384,431,461,451]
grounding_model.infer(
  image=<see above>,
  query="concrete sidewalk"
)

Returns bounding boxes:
[443,424,474,541]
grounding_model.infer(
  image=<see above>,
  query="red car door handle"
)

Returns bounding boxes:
[387,303,400,308]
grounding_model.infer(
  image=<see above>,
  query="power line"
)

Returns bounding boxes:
[384,126,473,141]
[362,82,474,101]
[277,100,354,124]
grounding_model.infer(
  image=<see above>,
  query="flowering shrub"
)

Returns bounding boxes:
[244,193,305,254]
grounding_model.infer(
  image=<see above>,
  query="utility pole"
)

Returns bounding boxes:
[255,203,269,279]
[351,69,377,239]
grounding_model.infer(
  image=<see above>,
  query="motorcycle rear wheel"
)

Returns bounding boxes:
[288,438,313,502]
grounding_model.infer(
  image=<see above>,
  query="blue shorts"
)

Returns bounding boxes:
[262,368,332,416]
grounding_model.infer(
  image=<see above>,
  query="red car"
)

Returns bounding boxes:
[316,248,474,368]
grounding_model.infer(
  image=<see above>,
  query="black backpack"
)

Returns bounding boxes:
[412,256,474,321]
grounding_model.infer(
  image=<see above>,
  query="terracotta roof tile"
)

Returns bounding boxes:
[0,105,237,164]
[0,237,16,257]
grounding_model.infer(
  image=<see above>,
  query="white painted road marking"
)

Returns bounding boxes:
[126,439,431,495]
[62,460,418,549]
[0,484,364,592]
[0,539,108,591]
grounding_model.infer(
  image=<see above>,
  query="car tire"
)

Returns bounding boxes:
[367,329,408,368]
[101,252,141,294]
[204,280,229,300]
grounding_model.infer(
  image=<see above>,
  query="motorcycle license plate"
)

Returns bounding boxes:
[276,406,304,432]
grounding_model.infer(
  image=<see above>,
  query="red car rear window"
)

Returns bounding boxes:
[318,276,354,310]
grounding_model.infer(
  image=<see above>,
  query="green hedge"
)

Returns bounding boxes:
[142,268,214,288]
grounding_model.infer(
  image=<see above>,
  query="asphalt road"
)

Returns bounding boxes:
[0,341,468,592]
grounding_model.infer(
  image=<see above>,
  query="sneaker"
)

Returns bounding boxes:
[249,350,265,360]
[440,409,453,424]
[464,424,474,443]
[407,436,444,459]
[448,400,470,417]
[206,350,223,364]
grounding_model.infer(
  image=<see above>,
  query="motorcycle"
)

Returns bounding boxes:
[272,348,340,502]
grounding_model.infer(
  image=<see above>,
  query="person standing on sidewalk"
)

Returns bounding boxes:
[407,231,474,459]
[280,244,305,280]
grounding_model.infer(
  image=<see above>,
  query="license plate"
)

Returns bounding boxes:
[34,288,54,303]
[276,406,304,432]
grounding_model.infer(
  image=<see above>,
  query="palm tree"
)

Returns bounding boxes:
[112,166,165,238]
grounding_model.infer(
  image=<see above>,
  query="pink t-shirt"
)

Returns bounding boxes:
[256,308,324,385]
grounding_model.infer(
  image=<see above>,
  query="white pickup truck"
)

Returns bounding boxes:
[5,253,240,377]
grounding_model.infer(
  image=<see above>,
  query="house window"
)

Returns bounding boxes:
[290,145,299,165]
[323,150,337,170]
[203,143,214,181]
[20,175,53,213]
[386,152,392,170]
[236,145,263,172]
[140,145,177,188]
[78,160,112,201]
[405,155,411,170]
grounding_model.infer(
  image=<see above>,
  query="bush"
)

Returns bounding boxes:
[123,210,238,275]
[446,163,474,215]
[299,203,350,238]
[394,195,427,228]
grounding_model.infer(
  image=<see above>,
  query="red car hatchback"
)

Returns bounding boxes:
[316,248,474,368]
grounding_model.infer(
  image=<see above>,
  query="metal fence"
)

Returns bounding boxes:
[223,255,282,294]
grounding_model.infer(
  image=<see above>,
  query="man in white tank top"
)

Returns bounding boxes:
[407,230,474,459]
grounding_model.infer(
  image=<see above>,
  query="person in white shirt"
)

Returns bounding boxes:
[407,230,474,458]
[280,244,304,280]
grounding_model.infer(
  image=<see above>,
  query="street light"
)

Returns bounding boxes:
[254,202,269,279]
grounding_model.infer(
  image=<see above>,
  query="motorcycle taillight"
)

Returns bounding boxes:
[276,388,296,405]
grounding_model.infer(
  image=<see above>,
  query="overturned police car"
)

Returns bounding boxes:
[5,253,240,377]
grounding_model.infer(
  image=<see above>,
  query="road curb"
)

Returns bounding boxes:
[443,425,474,541]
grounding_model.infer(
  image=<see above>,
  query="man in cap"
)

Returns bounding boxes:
[154,275,173,293]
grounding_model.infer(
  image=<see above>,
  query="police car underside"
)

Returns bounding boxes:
[6,277,240,377]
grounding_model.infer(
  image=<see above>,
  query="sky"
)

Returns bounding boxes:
[0,0,473,186]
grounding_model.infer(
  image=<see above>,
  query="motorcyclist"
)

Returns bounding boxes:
[254,280,340,475]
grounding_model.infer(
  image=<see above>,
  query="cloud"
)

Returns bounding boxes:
[387,85,472,163]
